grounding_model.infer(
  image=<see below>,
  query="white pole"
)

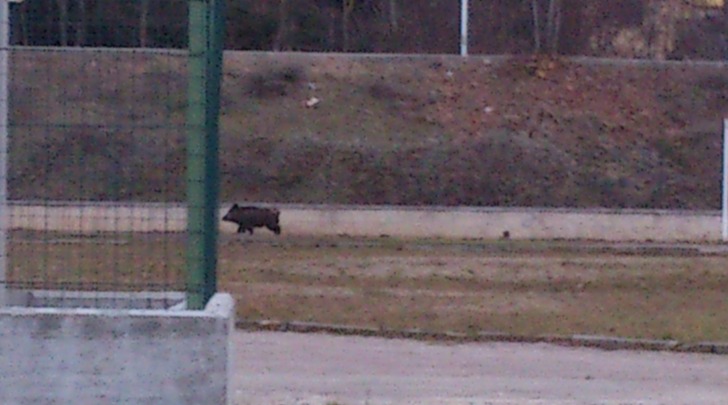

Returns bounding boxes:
[723,118,728,242]
[460,0,468,56]
[0,0,9,306]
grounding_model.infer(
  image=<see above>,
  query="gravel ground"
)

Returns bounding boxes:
[232,331,728,405]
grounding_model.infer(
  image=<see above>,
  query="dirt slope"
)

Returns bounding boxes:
[218,53,728,208]
[10,51,728,208]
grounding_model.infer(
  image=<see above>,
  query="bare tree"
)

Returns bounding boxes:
[532,0,541,52]
[56,0,69,46]
[644,0,682,60]
[326,6,338,50]
[75,0,86,46]
[388,0,398,30]
[15,1,29,45]
[558,0,588,55]
[546,0,562,53]
[139,0,149,47]
[272,0,289,51]
[531,0,562,54]
[342,0,355,51]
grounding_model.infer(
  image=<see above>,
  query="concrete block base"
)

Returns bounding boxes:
[0,291,234,405]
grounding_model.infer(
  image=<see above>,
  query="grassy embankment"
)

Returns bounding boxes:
[10,51,728,208]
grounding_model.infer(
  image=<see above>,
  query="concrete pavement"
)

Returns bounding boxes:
[232,331,728,405]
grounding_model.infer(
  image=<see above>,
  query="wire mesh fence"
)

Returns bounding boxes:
[3,2,190,309]
[2,0,728,342]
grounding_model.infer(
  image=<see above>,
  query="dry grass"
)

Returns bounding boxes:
[8,231,728,343]
[10,50,728,208]
[218,236,728,342]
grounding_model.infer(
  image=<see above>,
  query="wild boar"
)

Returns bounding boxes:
[222,204,281,235]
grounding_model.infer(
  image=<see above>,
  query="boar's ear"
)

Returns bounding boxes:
[232,203,239,209]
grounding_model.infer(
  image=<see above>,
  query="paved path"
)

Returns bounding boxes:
[232,331,728,405]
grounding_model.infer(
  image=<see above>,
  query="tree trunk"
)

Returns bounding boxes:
[546,0,562,53]
[272,0,288,51]
[343,0,355,52]
[44,2,54,44]
[56,0,69,46]
[493,1,515,52]
[533,0,562,54]
[75,0,86,46]
[646,0,679,60]
[139,0,149,47]
[327,8,337,50]
[90,0,103,46]
[16,2,29,45]
[388,0,398,30]
[558,0,587,55]
[532,0,541,53]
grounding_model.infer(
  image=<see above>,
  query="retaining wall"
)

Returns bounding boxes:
[277,205,719,241]
[7,201,722,241]
[0,291,234,405]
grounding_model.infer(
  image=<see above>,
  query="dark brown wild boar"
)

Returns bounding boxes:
[222,204,281,235]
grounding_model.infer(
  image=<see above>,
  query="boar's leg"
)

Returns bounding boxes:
[267,224,281,235]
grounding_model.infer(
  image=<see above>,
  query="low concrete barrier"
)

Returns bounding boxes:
[0,291,234,405]
[277,205,719,241]
[6,201,722,241]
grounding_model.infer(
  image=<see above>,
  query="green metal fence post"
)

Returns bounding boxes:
[187,0,225,310]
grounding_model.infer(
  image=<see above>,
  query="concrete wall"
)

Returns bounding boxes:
[7,201,722,241]
[0,292,234,405]
[277,205,719,241]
